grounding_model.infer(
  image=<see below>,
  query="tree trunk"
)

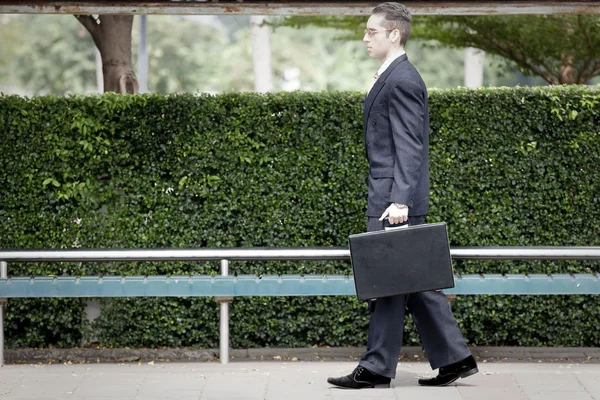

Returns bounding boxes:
[558,20,578,85]
[559,57,578,84]
[75,15,139,94]
[559,65,577,84]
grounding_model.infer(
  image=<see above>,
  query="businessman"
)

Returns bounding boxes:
[327,2,478,389]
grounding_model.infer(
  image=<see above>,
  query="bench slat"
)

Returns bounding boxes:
[0,274,599,297]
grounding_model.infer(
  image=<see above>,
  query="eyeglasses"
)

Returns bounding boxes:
[363,28,394,38]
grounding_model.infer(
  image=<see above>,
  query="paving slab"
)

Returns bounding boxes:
[1,360,599,400]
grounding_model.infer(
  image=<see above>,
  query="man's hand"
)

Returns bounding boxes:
[379,203,408,225]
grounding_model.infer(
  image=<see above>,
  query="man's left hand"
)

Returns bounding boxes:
[379,203,408,225]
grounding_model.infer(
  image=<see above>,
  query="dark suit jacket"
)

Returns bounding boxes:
[363,54,430,217]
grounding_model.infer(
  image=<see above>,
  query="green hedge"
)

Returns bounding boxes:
[1,86,599,349]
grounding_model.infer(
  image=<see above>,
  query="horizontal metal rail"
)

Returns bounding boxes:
[1,274,599,297]
[1,246,600,262]
[1,247,599,367]
[1,1,599,16]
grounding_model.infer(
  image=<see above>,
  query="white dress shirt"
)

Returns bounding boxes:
[377,51,406,77]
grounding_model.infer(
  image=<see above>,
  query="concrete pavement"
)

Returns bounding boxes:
[1,360,599,400]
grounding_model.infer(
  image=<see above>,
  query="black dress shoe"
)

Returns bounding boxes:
[327,366,391,389]
[418,355,478,387]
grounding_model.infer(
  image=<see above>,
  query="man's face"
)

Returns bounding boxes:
[363,13,394,62]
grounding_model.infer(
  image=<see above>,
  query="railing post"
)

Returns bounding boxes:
[219,259,230,364]
[0,261,7,366]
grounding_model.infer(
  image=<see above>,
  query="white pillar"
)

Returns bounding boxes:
[219,259,229,364]
[464,47,485,88]
[138,15,149,94]
[82,300,101,345]
[251,16,273,92]
[0,261,7,366]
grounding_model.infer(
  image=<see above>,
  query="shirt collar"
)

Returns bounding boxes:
[377,51,406,77]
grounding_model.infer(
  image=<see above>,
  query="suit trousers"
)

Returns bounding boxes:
[358,215,472,378]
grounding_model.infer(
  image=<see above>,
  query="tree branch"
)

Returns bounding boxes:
[461,20,551,77]
[465,23,557,84]
[576,58,600,84]
[75,15,98,35]
[577,16,593,49]
[594,61,600,78]
[497,46,556,84]
[576,16,596,83]
[577,54,593,83]
[74,15,103,51]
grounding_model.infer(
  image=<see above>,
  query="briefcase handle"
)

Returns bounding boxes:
[384,218,409,231]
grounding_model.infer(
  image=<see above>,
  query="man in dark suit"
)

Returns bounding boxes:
[327,2,478,389]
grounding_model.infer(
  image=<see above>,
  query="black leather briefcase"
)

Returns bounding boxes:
[348,222,454,301]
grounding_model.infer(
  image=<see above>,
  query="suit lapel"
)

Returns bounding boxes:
[363,81,385,129]
[363,54,409,130]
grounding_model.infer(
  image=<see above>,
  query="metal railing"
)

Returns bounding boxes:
[1,246,599,366]
[2,247,600,262]
[0,260,6,367]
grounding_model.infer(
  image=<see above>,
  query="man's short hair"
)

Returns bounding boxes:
[372,2,412,46]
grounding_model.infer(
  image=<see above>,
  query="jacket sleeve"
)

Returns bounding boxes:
[387,79,425,207]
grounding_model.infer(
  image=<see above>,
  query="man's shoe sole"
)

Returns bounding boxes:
[338,383,390,389]
[329,383,391,389]
[441,367,479,387]
[461,367,479,379]
[419,367,479,387]
[373,383,391,388]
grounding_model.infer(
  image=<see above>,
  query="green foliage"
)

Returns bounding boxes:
[271,16,366,41]
[1,87,599,349]
[276,14,600,85]
[138,16,229,93]
[272,15,600,87]
[4,298,85,348]
[0,14,515,96]
[0,14,97,94]
[96,298,220,348]
[412,15,600,84]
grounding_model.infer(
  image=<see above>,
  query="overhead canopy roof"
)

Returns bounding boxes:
[1,1,599,15]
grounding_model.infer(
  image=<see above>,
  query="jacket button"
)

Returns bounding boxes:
[372,120,376,125]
